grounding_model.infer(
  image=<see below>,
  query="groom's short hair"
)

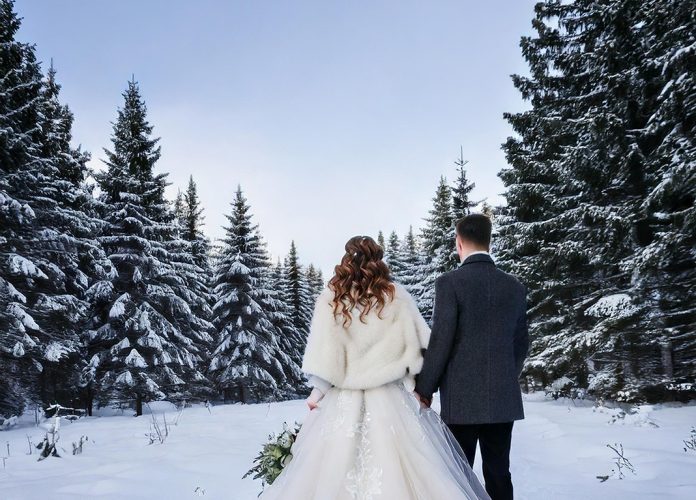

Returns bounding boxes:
[456,214,492,249]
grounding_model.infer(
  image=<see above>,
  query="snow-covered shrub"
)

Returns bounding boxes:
[684,428,696,454]
[544,377,586,401]
[36,417,61,461]
[0,415,19,431]
[145,403,171,445]
[72,435,88,455]
[44,404,86,420]
[603,443,636,480]
[244,422,301,492]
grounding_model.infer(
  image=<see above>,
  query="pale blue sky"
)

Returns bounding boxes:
[17,0,534,275]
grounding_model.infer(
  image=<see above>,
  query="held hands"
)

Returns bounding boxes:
[413,391,432,409]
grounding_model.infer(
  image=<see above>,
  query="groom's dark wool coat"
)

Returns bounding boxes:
[415,253,529,425]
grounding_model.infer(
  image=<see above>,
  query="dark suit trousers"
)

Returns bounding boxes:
[448,422,514,500]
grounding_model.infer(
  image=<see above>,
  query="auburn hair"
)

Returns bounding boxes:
[328,235,396,327]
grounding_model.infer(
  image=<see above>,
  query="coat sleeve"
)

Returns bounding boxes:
[514,286,530,376]
[301,289,345,386]
[402,286,431,349]
[415,275,458,399]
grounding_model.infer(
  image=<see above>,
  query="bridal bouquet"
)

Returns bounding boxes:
[243,421,301,489]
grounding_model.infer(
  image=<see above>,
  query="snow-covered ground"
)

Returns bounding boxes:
[0,395,695,499]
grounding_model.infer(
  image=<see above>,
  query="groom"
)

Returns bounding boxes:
[415,214,529,500]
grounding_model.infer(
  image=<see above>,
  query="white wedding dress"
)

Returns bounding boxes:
[260,380,490,500]
[259,284,490,500]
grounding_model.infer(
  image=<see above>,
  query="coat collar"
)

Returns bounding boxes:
[460,253,495,267]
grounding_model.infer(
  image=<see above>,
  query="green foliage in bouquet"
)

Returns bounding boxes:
[243,422,302,490]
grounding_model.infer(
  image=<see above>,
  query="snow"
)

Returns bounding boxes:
[586,294,638,319]
[0,395,694,500]
[7,254,47,279]
[44,342,69,362]
[124,349,148,368]
[7,303,40,331]
[108,293,130,319]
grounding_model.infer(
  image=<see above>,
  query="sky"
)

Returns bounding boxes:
[17,0,535,276]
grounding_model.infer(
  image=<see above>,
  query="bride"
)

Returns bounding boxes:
[260,236,490,500]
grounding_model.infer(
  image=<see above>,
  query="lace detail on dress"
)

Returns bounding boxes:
[321,390,348,436]
[345,400,383,499]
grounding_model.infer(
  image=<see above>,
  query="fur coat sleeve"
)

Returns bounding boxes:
[301,284,431,391]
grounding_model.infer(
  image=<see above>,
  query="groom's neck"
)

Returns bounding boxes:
[459,247,489,262]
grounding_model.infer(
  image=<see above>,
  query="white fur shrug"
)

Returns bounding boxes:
[302,283,431,391]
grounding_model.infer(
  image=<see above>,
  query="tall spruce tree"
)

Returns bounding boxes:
[397,226,424,299]
[305,264,324,300]
[208,187,290,402]
[451,147,477,221]
[0,0,50,417]
[497,0,696,402]
[271,259,307,377]
[86,79,208,415]
[416,177,456,321]
[385,230,407,280]
[166,176,215,400]
[285,241,313,338]
[266,260,306,396]
[0,2,113,416]
[377,230,386,250]
[32,64,115,408]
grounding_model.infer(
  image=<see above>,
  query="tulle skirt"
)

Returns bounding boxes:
[260,381,490,500]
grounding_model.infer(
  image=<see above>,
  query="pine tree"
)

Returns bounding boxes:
[451,146,477,221]
[385,230,406,280]
[285,241,313,338]
[0,0,47,417]
[377,230,386,250]
[173,189,185,225]
[271,259,307,376]
[32,63,117,409]
[208,187,290,403]
[266,260,307,396]
[397,226,425,299]
[497,0,696,402]
[170,175,215,400]
[416,177,456,321]
[86,79,208,415]
[180,176,211,266]
[620,0,696,400]
[305,263,324,300]
[0,2,113,416]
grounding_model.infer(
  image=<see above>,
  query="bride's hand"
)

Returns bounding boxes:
[414,391,431,409]
[307,400,318,411]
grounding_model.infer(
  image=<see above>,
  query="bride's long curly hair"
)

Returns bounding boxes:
[328,235,396,327]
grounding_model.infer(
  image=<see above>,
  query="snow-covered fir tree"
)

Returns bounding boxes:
[266,260,306,396]
[32,63,115,409]
[269,259,307,379]
[385,230,407,280]
[377,230,386,250]
[284,240,313,339]
[0,0,48,417]
[208,187,295,403]
[85,79,209,415]
[451,147,477,221]
[0,1,112,417]
[305,263,324,300]
[167,175,216,400]
[497,0,696,402]
[416,177,456,321]
[396,226,425,300]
